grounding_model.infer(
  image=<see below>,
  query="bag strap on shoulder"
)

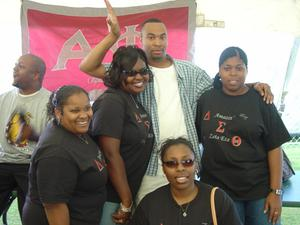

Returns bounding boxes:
[210,187,219,225]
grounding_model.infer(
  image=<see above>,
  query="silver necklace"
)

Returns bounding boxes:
[180,203,190,217]
[130,94,139,109]
[78,134,88,144]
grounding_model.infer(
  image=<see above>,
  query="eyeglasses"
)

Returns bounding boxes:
[162,159,194,168]
[122,67,151,77]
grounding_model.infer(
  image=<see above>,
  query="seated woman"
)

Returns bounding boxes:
[129,137,241,225]
[22,85,107,225]
[196,47,291,225]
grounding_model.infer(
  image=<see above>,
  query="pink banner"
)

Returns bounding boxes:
[21,0,196,99]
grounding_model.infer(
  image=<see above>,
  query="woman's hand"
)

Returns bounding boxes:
[112,208,131,224]
[264,192,282,225]
[99,136,133,224]
[104,0,120,38]
[79,0,120,78]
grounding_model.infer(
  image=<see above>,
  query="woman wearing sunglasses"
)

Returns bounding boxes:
[129,137,241,225]
[87,20,154,225]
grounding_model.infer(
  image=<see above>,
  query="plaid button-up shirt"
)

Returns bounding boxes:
[138,56,213,176]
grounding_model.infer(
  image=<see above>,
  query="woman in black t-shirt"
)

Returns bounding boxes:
[130,137,241,225]
[196,47,291,225]
[87,10,154,225]
[22,85,107,225]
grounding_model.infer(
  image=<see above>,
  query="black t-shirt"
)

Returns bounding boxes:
[90,88,154,203]
[129,181,241,225]
[23,122,107,225]
[196,88,291,200]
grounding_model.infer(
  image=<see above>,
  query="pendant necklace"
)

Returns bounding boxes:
[130,94,139,109]
[77,134,88,144]
[180,202,190,217]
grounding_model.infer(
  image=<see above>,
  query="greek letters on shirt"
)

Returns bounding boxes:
[204,111,247,147]
[93,149,106,172]
[134,112,151,133]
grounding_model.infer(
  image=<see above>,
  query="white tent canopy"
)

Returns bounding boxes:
[1,0,299,91]
[15,0,300,35]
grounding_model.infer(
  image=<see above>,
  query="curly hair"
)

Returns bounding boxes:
[104,45,152,88]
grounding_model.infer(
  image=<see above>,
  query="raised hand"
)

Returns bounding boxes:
[79,0,121,78]
[104,0,120,37]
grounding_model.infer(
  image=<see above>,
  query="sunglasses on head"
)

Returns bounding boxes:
[162,159,194,168]
[122,67,151,77]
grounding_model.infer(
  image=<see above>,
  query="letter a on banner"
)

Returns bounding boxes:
[21,0,196,100]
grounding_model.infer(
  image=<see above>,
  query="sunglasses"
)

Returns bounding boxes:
[162,159,194,168]
[122,67,151,77]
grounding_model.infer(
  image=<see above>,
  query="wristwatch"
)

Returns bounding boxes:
[270,188,283,196]
[120,202,133,213]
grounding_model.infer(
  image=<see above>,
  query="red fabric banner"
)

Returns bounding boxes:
[21,0,196,99]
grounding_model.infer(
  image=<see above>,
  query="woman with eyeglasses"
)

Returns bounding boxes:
[85,7,154,225]
[129,137,241,225]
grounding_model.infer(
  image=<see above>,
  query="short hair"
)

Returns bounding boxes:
[26,54,46,82]
[140,18,164,31]
[47,85,89,122]
[160,137,195,161]
[104,45,152,88]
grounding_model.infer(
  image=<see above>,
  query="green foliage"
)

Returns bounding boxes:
[284,143,300,170]
[282,144,300,225]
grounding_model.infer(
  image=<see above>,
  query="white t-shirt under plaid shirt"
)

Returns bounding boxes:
[138,56,213,176]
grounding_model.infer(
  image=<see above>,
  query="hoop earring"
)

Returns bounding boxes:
[195,169,200,179]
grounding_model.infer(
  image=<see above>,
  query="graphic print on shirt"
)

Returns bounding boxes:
[134,113,142,123]
[231,136,242,147]
[134,112,151,131]
[204,111,210,120]
[93,150,106,172]
[5,111,31,147]
[204,111,244,147]
[216,121,226,133]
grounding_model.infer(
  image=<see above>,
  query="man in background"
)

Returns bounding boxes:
[0,54,50,217]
